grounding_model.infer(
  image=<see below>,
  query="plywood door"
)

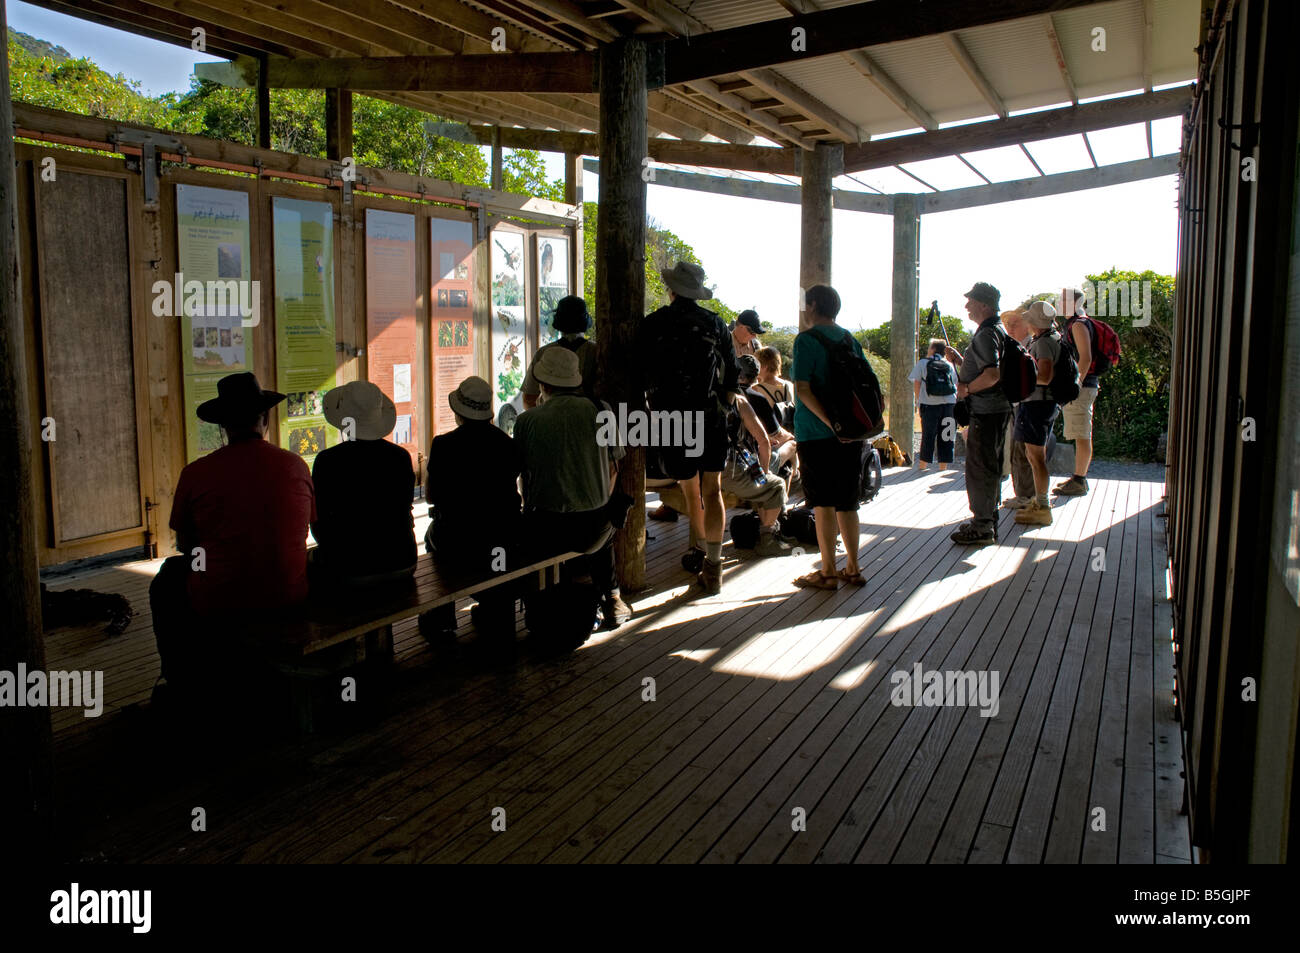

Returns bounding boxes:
[35,171,143,543]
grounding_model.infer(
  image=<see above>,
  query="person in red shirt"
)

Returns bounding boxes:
[150,372,316,692]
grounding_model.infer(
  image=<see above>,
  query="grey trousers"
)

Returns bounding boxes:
[966,411,1011,534]
[1009,432,1035,500]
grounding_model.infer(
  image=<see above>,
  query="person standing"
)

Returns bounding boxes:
[1055,287,1097,497]
[1013,301,1063,526]
[947,282,1011,546]
[790,284,867,589]
[640,261,739,596]
[730,309,762,360]
[1000,307,1038,510]
[908,338,957,470]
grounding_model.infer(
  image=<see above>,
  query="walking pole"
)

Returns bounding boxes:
[924,300,949,347]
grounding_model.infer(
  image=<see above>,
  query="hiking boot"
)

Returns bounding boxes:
[600,593,633,629]
[951,524,996,546]
[754,531,792,558]
[1014,500,1053,526]
[1002,495,1032,510]
[695,558,723,595]
[1053,476,1089,497]
[649,503,679,522]
[681,546,705,573]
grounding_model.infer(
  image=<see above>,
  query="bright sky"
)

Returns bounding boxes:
[10,0,1182,332]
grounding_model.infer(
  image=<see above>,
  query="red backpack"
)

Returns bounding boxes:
[1065,316,1122,377]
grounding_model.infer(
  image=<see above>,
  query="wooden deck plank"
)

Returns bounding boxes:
[40,468,1189,865]
[1151,497,1190,861]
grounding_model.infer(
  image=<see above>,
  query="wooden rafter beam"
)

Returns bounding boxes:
[385,0,571,52]
[843,88,1191,173]
[1142,0,1155,92]
[196,51,596,93]
[1043,13,1079,104]
[683,80,813,148]
[244,0,465,56]
[663,0,1100,84]
[651,91,758,143]
[943,32,1007,118]
[31,0,262,60]
[842,51,936,131]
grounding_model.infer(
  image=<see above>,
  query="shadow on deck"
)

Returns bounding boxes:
[43,465,1188,864]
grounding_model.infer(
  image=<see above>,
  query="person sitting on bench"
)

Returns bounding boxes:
[421,375,523,638]
[311,380,417,587]
[513,347,632,630]
[150,372,315,695]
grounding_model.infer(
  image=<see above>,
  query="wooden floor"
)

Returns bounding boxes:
[43,465,1189,863]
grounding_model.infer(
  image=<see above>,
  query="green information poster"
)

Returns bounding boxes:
[272,197,337,466]
[175,184,253,462]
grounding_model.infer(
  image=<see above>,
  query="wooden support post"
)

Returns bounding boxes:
[491,127,504,192]
[890,193,920,455]
[595,38,648,592]
[256,56,271,150]
[799,142,840,330]
[0,0,53,852]
[325,88,353,161]
[565,151,585,297]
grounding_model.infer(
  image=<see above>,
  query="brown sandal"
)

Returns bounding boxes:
[838,569,866,586]
[794,570,839,590]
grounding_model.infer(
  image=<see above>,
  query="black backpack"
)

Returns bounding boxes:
[924,355,955,397]
[994,325,1036,403]
[1041,329,1080,406]
[807,328,884,441]
[643,305,724,411]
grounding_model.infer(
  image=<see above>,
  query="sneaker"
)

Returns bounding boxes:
[1053,476,1089,497]
[951,524,996,546]
[1014,500,1053,526]
[600,593,633,629]
[681,546,705,573]
[695,558,723,595]
[754,531,792,558]
[649,503,679,522]
[1002,495,1032,510]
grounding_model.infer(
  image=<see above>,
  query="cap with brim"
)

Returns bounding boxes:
[533,346,582,389]
[323,379,396,440]
[553,295,590,334]
[197,372,285,425]
[1024,300,1058,330]
[737,309,761,333]
[448,376,493,421]
[661,261,713,300]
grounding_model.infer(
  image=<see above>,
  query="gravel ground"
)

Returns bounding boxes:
[908,430,1165,482]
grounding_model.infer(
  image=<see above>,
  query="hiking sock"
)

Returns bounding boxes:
[1073,474,1086,482]
[706,541,722,564]
[1036,494,1050,508]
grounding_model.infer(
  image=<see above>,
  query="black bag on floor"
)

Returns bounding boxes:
[524,582,599,649]
[729,511,762,549]
[777,505,818,545]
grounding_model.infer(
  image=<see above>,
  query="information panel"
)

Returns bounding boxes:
[431,217,475,437]
[365,209,418,459]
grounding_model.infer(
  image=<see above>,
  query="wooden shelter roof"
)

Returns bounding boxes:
[31,0,1201,166]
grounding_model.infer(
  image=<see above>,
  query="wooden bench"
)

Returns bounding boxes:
[239,549,582,732]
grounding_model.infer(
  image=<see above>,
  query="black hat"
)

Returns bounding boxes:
[736,309,762,334]
[197,372,285,425]
[553,295,590,334]
[964,282,1001,309]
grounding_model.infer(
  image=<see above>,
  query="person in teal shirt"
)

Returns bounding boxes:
[791,285,867,590]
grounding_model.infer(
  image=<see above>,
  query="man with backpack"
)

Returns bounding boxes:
[639,261,739,595]
[1055,287,1103,496]
[1012,300,1066,527]
[909,338,958,470]
[947,282,1012,546]
[790,284,871,589]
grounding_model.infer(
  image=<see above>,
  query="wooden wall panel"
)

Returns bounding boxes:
[34,170,142,542]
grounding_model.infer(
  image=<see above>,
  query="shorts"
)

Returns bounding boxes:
[1014,400,1060,447]
[658,409,728,480]
[1062,385,1098,441]
[797,437,862,512]
[720,457,787,511]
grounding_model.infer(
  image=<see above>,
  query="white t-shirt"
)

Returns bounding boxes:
[908,356,957,405]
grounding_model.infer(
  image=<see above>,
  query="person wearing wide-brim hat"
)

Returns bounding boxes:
[150,371,315,696]
[420,375,523,640]
[638,260,740,597]
[514,347,633,632]
[311,379,417,586]
[949,281,1014,547]
[521,294,598,410]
